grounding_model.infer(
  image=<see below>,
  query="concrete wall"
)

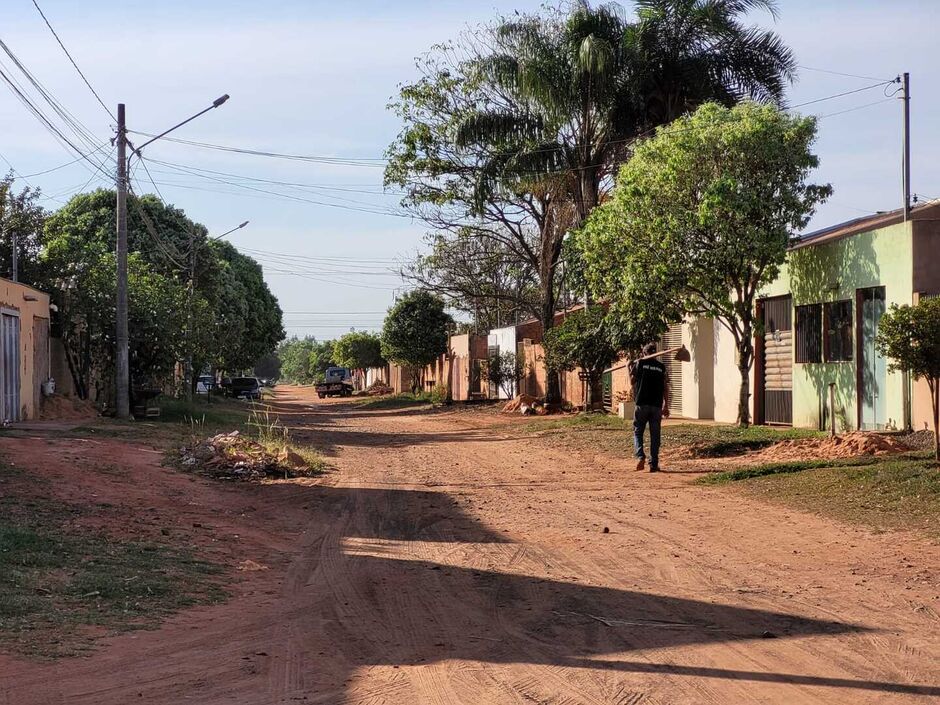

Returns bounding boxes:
[487,325,517,399]
[0,279,51,420]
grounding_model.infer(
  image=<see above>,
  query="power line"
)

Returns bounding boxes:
[797,65,894,83]
[14,144,109,178]
[30,0,114,119]
[816,97,894,119]
[788,80,896,110]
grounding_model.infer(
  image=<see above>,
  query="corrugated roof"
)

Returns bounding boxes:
[791,199,940,250]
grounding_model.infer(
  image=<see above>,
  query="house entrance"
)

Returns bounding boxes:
[858,286,887,430]
[759,295,793,425]
[0,310,20,423]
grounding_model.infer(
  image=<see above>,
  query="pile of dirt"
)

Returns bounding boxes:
[366,383,393,396]
[39,394,97,420]
[756,432,909,461]
[502,394,548,415]
[178,431,314,481]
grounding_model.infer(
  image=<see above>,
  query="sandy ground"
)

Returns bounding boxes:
[1,385,938,704]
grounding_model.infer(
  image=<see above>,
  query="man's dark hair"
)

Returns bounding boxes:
[643,342,658,356]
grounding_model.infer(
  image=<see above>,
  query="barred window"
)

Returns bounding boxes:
[795,304,822,363]
[824,300,853,362]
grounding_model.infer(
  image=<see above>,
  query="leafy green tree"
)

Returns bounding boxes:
[277,337,335,385]
[877,298,940,460]
[486,350,523,399]
[381,290,452,393]
[579,101,830,426]
[333,332,385,372]
[0,175,47,286]
[308,339,336,383]
[542,308,618,409]
[387,1,794,403]
[42,189,283,397]
[52,252,188,402]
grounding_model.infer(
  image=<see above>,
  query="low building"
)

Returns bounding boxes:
[0,278,52,421]
[660,201,940,430]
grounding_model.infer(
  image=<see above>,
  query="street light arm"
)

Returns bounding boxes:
[210,220,249,242]
[131,94,229,158]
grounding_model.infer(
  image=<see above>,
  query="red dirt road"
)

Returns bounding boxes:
[1,386,938,704]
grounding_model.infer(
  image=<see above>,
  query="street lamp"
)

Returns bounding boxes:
[114,95,229,419]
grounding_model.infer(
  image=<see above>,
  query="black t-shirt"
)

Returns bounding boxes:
[633,358,667,407]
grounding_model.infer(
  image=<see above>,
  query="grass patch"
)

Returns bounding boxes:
[712,454,940,538]
[0,495,224,658]
[356,392,434,409]
[519,415,821,458]
[697,456,883,485]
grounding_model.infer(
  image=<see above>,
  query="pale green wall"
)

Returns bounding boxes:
[760,222,913,430]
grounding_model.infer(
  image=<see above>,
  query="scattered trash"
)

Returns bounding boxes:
[366,382,393,396]
[602,526,610,534]
[178,430,316,481]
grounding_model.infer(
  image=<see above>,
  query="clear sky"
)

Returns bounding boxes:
[1,1,937,339]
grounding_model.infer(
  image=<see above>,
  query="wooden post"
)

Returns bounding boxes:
[829,383,837,436]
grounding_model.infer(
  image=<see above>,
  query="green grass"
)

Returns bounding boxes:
[520,415,821,458]
[356,392,434,409]
[0,494,225,658]
[705,454,940,538]
[697,456,884,484]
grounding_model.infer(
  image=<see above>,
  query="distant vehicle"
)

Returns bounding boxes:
[226,376,262,400]
[315,367,353,399]
[196,375,215,394]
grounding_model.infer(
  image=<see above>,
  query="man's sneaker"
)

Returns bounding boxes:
[636,458,645,472]
[649,465,661,473]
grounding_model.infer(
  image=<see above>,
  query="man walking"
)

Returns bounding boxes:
[629,343,670,472]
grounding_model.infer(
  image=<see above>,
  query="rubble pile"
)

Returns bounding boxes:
[179,430,313,481]
[366,382,394,396]
[502,394,546,415]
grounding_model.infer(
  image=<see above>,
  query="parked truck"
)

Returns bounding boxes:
[315,367,354,398]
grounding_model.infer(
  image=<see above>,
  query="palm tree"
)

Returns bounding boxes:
[454,0,794,403]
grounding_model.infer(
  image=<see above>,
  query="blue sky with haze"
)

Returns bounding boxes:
[1,1,937,338]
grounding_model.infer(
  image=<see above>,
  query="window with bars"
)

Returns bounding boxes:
[824,300,853,362]
[795,304,822,363]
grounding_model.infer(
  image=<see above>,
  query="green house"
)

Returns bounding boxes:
[654,200,940,431]
[752,200,940,430]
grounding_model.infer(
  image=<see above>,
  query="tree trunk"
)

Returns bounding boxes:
[540,284,560,405]
[931,379,939,462]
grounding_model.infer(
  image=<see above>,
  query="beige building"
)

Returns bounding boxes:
[0,278,52,421]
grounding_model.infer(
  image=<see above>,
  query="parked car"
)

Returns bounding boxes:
[195,375,215,394]
[226,376,262,400]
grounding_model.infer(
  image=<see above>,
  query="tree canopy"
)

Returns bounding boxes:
[41,189,283,400]
[333,331,385,371]
[381,290,452,392]
[387,0,795,402]
[579,101,830,425]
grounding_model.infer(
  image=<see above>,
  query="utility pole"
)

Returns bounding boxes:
[115,103,130,419]
[11,228,17,283]
[902,72,911,221]
[186,229,195,402]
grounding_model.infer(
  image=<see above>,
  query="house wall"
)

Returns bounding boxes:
[912,218,940,431]
[487,325,517,399]
[755,221,914,430]
[0,280,51,420]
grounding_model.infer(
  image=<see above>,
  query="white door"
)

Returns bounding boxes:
[1,311,20,423]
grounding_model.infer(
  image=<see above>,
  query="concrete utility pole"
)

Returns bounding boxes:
[115,103,130,419]
[902,72,911,221]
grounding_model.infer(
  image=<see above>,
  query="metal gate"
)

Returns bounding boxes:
[858,287,887,430]
[1,311,20,423]
[761,296,793,425]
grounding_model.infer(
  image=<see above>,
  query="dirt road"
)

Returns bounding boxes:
[2,386,938,704]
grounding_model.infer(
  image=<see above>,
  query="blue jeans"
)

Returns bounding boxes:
[633,405,663,468]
